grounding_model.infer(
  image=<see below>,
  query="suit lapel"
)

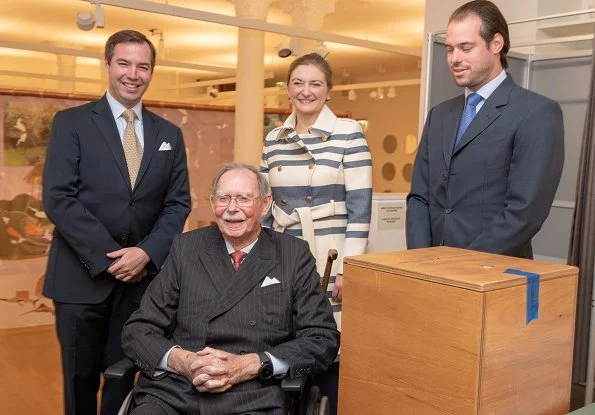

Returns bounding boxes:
[134,107,159,190]
[199,229,234,296]
[92,96,130,189]
[443,96,465,169]
[208,229,278,321]
[453,75,513,156]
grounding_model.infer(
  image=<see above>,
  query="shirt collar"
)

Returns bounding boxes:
[274,104,337,142]
[225,238,258,255]
[465,70,507,101]
[106,90,143,122]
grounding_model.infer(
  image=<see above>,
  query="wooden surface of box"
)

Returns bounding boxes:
[338,247,578,415]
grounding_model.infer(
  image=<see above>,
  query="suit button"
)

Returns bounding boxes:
[249,320,256,326]
[442,173,448,181]
[306,196,313,204]
[129,201,135,207]
[239,349,247,355]
[120,234,127,241]
[445,209,452,214]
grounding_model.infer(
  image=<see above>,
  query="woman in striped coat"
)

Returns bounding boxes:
[260,53,372,331]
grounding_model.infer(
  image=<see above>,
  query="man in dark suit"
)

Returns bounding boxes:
[407,0,564,258]
[42,30,191,414]
[122,163,340,414]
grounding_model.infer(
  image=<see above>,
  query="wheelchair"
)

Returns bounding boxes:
[105,249,339,415]
[105,358,329,415]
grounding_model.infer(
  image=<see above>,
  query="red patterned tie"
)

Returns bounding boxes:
[230,251,247,271]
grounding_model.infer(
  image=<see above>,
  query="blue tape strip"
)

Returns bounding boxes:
[504,268,540,325]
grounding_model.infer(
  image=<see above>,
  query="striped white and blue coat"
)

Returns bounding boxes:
[260,105,372,330]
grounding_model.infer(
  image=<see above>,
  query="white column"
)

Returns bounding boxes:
[281,0,336,54]
[230,0,271,166]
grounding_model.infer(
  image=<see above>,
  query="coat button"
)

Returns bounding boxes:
[309,162,315,169]
[441,173,448,181]
[120,234,127,241]
[280,199,287,206]
[277,165,282,172]
[306,196,313,204]
[239,349,247,355]
[249,320,256,326]
[445,208,452,214]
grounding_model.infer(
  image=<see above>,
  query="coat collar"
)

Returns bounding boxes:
[444,74,514,163]
[273,104,337,142]
[200,227,279,321]
[91,94,159,192]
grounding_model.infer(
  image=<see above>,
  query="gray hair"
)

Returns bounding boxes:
[211,162,271,198]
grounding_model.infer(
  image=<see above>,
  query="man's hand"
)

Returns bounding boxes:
[169,347,260,393]
[106,247,150,282]
[332,274,343,302]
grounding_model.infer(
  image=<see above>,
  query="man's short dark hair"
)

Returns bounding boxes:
[449,0,510,69]
[104,30,156,71]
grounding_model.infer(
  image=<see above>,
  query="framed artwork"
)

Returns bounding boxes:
[0,88,291,328]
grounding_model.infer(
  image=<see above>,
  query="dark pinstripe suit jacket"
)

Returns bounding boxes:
[122,225,340,414]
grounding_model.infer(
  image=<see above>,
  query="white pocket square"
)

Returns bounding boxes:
[261,276,280,287]
[158,142,172,151]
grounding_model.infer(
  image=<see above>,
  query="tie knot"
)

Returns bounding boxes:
[122,109,136,124]
[230,251,247,271]
[466,92,482,108]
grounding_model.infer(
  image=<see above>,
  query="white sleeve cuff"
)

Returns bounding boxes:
[265,351,289,378]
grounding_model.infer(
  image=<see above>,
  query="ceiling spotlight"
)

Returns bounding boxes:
[387,86,396,99]
[207,85,219,98]
[369,90,378,100]
[276,39,292,58]
[76,1,104,31]
[315,42,329,59]
[347,90,357,101]
[377,87,385,100]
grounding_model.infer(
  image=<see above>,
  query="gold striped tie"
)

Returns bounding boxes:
[122,109,142,189]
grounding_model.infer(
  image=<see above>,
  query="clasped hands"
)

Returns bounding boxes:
[169,347,260,393]
[106,247,150,282]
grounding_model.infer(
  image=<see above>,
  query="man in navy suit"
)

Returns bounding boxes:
[407,0,564,258]
[122,163,339,414]
[42,30,190,414]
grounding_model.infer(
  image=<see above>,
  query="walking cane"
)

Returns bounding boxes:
[321,249,338,292]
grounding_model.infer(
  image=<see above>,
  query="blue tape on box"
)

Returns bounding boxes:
[504,268,540,325]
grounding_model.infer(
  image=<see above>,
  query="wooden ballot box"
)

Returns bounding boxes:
[338,247,578,415]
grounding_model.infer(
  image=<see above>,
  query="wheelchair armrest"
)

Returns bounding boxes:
[104,357,137,380]
[281,375,308,393]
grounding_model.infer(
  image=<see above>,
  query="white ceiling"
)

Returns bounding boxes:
[0,0,425,98]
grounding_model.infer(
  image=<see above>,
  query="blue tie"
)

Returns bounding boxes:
[454,92,482,148]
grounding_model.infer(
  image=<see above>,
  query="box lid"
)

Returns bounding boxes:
[344,246,578,292]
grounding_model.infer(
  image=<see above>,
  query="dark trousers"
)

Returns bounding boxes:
[54,283,139,415]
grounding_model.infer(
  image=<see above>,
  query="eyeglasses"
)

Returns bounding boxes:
[211,195,259,207]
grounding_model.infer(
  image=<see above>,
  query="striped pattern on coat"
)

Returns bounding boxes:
[260,105,372,327]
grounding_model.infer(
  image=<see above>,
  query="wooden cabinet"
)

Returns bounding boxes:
[338,247,578,415]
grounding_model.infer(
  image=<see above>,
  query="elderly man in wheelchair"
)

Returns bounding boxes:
[116,163,339,414]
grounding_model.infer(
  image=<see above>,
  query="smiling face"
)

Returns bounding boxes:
[287,64,331,119]
[211,168,272,250]
[445,14,503,91]
[104,41,153,108]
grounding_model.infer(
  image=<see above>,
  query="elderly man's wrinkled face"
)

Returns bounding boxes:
[211,169,271,250]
